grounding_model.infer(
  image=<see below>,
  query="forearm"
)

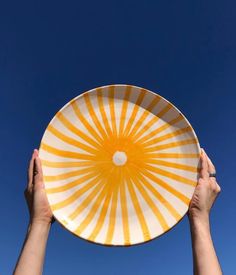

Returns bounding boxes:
[189,215,222,275]
[14,222,51,275]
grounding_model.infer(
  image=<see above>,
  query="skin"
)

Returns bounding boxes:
[13,149,53,275]
[14,148,222,275]
[188,148,222,275]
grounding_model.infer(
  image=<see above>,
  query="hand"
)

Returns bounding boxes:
[188,148,221,223]
[24,149,54,225]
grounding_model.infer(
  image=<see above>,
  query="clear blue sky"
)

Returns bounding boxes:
[1,0,235,274]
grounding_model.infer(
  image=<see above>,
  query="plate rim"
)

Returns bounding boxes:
[39,83,201,246]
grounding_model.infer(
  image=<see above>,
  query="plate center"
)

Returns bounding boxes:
[112,151,127,166]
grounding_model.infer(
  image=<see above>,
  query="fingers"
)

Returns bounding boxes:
[27,149,38,191]
[215,182,221,193]
[200,148,209,179]
[201,149,221,194]
[205,152,216,174]
[33,151,44,189]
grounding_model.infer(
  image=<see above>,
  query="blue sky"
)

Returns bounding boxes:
[1,0,236,274]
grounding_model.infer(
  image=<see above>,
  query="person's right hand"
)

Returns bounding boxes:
[188,148,221,223]
[24,149,54,225]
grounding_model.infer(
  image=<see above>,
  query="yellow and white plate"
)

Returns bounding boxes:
[39,84,200,246]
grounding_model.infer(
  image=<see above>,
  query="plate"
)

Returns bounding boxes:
[39,84,200,246]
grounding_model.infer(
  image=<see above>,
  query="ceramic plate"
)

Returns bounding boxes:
[39,84,200,246]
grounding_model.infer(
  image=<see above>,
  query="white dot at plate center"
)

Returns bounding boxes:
[112,151,127,166]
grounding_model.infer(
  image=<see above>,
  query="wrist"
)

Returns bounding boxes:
[28,219,52,232]
[31,215,53,225]
[188,212,211,235]
[188,210,209,224]
[27,221,51,241]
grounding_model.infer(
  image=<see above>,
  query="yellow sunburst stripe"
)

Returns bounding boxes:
[88,172,115,242]
[128,166,169,231]
[156,102,172,117]
[123,90,147,137]
[71,101,104,144]
[41,143,96,161]
[47,124,99,155]
[137,166,190,205]
[132,109,170,143]
[44,163,113,182]
[127,95,161,139]
[105,169,120,244]
[108,86,117,138]
[68,167,112,220]
[69,181,105,220]
[125,167,151,242]
[119,86,132,136]
[133,104,172,143]
[41,159,95,168]
[56,112,102,149]
[120,168,130,245]
[133,114,184,144]
[144,159,198,172]
[50,178,104,211]
[74,176,112,236]
[146,93,162,111]
[142,153,200,159]
[141,163,196,186]
[142,138,197,153]
[45,170,100,193]
[131,167,181,221]
[126,110,152,139]
[141,126,192,147]
[97,88,113,137]
[83,93,108,140]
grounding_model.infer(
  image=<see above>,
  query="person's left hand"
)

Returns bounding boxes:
[188,148,221,223]
[24,149,54,225]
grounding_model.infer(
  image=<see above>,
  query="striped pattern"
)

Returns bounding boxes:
[39,84,200,246]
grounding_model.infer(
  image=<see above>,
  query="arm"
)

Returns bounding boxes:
[188,148,222,275]
[14,149,54,275]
